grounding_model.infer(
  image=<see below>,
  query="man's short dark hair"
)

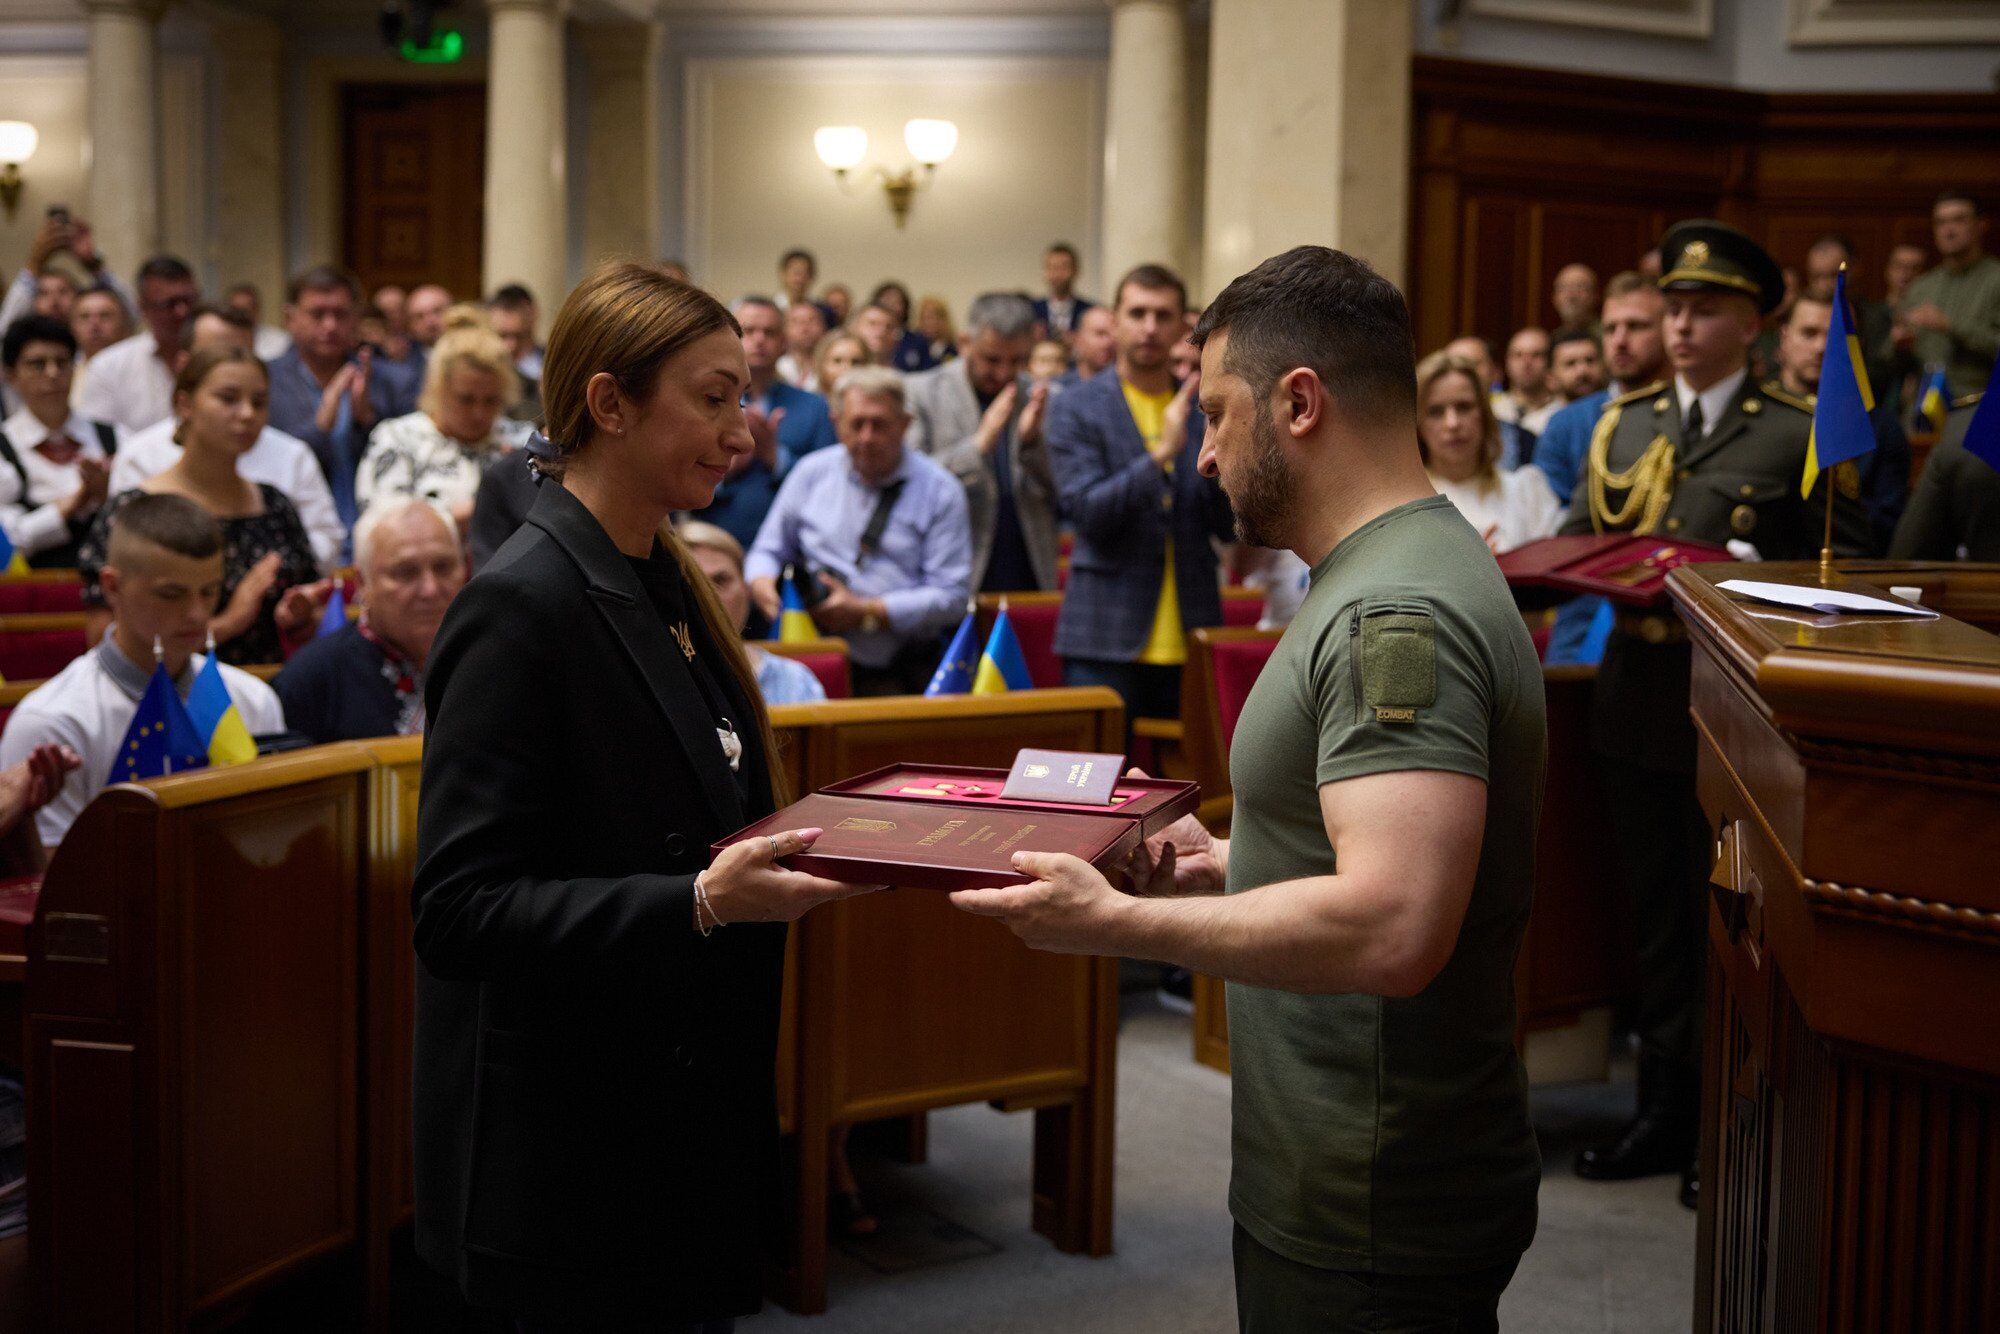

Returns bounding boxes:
[731,295,782,321]
[2,313,77,368]
[109,492,224,562]
[1807,234,1854,258]
[225,280,261,302]
[286,263,363,306]
[1191,245,1417,430]
[1112,263,1187,314]
[1603,270,1653,300]
[780,248,817,275]
[136,255,195,287]
[1935,189,1984,216]
[1783,292,1833,328]
[489,283,536,311]
[1046,242,1079,263]
[179,302,255,352]
[1550,327,1601,356]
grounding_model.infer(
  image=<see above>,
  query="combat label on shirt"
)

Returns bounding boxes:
[1224,495,1545,1276]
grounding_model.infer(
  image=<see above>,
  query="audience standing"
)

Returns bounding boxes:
[1768,293,1909,552]
[1892,389,2000,561]
[0,494,283,845]
[224,282,292,361]
[778,301,829,390]
[694,297,839,549]
[680,520,826,705]
[77,254,198,431]
[1032,241,1095,340]
[275,498,465,743]
[1416,351,1564,554]
[1551,262,1601,334]
[1549,329,1607,403]
[1068,305,1116,383]
[485,286,544,429]
[914,295,956,366]
[1885,190,2000,400]
[1495,326,1560,443]
[0,315,120,567]
[69,286,133,407]
[904,292,1060,592]
[357,324,523,529]
[747,367,972,696]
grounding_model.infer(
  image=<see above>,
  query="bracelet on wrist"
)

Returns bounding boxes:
[692,872,722,936]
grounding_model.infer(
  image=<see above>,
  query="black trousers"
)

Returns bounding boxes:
[1595,755,1711,1078]
[1233,1225,1518,1334]
[852,636,949,697]
[1061,656,1181,754]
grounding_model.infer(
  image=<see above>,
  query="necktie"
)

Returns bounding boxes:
[38,435,82,467]
[1681,397,1705,452]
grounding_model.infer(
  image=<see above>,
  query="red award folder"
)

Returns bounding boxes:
[1498,533,1734,609]
[713,762,1200,891]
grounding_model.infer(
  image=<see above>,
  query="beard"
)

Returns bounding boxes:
[1226,400,1298,551]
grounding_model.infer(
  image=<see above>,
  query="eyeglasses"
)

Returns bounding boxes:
[15,355,73,376]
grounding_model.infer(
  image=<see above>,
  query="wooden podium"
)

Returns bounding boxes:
[1669,561,2000,1333]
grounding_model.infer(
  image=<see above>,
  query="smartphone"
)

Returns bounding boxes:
[46,205,70,226]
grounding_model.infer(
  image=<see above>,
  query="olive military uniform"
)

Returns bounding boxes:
[1559,221,1871,1195]
[1890,395,2000,561]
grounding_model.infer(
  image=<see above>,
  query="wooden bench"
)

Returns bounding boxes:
[0,571,83,615]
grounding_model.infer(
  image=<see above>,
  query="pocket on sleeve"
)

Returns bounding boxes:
[1359,605,1437,713]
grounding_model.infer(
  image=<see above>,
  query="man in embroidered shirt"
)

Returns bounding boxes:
[746,367,971,696]
[0,314,121,566]
[75,254,198,431]
[0,493,283,846]
[276,498,464,743]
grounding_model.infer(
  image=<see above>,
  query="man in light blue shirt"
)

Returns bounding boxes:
[697,296,839,548]
[746,367,972,695]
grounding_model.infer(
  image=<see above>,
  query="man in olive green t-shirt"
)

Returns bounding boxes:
[1883,190,2000,400]
[953,246,1546,1332]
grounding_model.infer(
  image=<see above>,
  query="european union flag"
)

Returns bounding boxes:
[109,663,209,786]
[972,604,1034,695]
[1963,357,2000,474]
[924,609,979,696]
[1800,268,1877,499]
[317,584,348,638]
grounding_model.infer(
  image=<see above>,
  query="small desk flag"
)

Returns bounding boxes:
[1910,367,1950,447]
[770,566,818,644]
[972,603,1034,695]
[0,522,27,576]
[185,652,257,766]
[109,663,210,786]
[924,609,979,696]
[1800,268,1877,499]
[316,584,348,638]
[1963,358,2000,475]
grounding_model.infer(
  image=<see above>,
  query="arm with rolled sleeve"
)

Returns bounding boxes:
[880,478,972,636]
[0,705,94,849]
[1047,388,1167,539]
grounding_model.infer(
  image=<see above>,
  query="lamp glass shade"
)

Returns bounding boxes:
[814,126,868,171]
[903,119,957,166]
[0,122,38,166]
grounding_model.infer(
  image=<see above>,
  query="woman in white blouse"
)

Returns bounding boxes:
[356,323,521,529]
[1416,349,1564,554]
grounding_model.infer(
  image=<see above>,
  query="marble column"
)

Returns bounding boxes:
[1201,0,1410,297]
[484,0,569,326]
[1101,0,1191,286]
[575,21,663,269]
[83,0,163,270]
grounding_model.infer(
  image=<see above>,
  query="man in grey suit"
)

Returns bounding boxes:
[903,293,1061,592]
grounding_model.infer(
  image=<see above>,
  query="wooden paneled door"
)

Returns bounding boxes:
[341,83,486,299]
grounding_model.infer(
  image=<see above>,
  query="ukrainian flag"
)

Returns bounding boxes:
[186,651,257,766]
[108,663,209,785]
[924,609,979,696]
[0,522,27,576]
[316,583,348,637]
[1800,268,1876,499]
[770,565,818,644]
[1910,367,1950,447]
[972,602,1033,695]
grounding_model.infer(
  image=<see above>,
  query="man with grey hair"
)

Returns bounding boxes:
[747,366,972,694]
[902,291,1060,591]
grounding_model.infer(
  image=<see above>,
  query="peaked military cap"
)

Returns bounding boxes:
[1658,219,1786,314]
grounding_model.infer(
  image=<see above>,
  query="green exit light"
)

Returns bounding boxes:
[400,29,464,63]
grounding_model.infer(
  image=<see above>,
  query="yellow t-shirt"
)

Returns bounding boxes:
[1122,382,1185,667]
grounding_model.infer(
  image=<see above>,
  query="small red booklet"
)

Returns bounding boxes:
[1498,533,1734,608]
[713,761,1200,891]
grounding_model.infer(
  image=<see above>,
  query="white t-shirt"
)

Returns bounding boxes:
[0,637,285,846]
[1429,466,1566,555]
[74,331,175,431]
[110,418,345,571]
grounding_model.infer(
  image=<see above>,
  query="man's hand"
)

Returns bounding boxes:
[1152,372,1200,468]
[750,575,781,621]
[809,572,881,633]
[25,217,65,273]
[949,851,1134,955]
[67,217,101,270]
[1128,812,1226,897]
[275,578,335,638]
[214,551,283,640]
[314,363,360,435]
[973,383,1018,456]
[1017,381,1049,447]
[1904,302,1952,335]
[60,457,111,520]
[348,347,378,429]
[745,405,785,472]
[0,742,80,834]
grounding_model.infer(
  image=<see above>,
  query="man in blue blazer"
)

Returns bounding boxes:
[693,296,838,548]
[1047,263,1234,727]
[1032,241,1096,341]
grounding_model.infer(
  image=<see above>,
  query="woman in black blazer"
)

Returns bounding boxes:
[411,263,862,1331]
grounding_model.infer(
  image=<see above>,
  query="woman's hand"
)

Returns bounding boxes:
[275,578,335,637]
[700,826,876,926]
[212,551,283,641]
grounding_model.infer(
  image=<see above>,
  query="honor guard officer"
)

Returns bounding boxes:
[1890,389,2000,561]
[1558,220,1871,1209]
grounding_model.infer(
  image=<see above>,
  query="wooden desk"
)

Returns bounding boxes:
[27,747,374,1332]
[1670,560,2000,1332]
[765,688,1124,1313]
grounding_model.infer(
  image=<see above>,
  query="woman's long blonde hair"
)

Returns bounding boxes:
[540,262,787,801]
[418,324,521,425]
[1413,350,1503,492]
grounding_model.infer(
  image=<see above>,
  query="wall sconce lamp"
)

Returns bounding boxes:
[0,122,38,221]
[814,119,958,228]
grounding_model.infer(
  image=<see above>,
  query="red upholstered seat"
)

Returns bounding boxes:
[0,627,87,681]
[793,649,850,699]
[1220,591,1265,628]
[1211,635,1279,745]
[977,595,1064,688]
[0,574,83,614]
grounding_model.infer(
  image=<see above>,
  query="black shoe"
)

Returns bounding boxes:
[1575,1106,1696,1180]
[1678,1163,1699,1211]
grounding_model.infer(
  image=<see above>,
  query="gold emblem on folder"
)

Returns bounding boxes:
[836,817,897,833]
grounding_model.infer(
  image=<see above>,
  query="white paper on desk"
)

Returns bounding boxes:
[1717,579,1938,618]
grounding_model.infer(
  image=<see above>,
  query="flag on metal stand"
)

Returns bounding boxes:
[924,603,980,697]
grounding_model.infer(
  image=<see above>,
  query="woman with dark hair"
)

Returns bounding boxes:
[79,344,326,663]
[411,262,867,1332]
